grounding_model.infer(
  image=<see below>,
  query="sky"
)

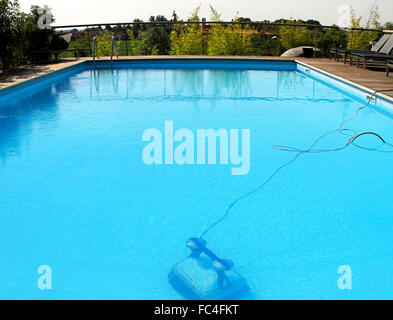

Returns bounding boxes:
[18,0,393,27]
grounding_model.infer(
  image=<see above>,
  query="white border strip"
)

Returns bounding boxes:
[296,60,393,113]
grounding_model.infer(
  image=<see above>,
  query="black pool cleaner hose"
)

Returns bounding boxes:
[199,89,393,240]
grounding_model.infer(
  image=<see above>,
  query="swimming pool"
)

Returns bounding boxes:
[0,59,392,299]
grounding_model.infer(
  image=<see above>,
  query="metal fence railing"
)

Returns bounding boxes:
[52,21,384,59]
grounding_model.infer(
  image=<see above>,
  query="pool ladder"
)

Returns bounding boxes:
[92,36,99,66]
[92,36,118,66]
[111,36,119,64]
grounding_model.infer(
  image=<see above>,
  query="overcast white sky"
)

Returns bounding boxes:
[18,0,393,27]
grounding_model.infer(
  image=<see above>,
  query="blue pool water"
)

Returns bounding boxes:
[0,60,392,299]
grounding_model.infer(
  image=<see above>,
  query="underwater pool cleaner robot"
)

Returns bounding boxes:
[169,238,247,300]
[169,89,393,300]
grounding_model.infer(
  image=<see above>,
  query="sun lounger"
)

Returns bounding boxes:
[34,33,74,62]
[351,35,393,70]
[330,34,390,64]
[387,60,393,77]
[49,33,73,59]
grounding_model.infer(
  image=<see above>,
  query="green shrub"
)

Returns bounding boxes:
[317,27,348,56]
[170,26,204,55]
[142,27,170,55]
[249,34,280,56]
[96,31,119,57]
[347,5,381,50]
[24,4,53,63]
[0,1,53,70]
[207,24,255,56]
[279,20,313,51]
[169,6,204,55]
[0,0,24,69]
[68,35,91,57]
[126,30,147,55]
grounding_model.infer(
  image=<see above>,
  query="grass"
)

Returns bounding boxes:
[59,40,141,58]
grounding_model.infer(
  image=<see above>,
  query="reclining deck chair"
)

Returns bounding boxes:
[330,34,391,64]
[351,35,393,70]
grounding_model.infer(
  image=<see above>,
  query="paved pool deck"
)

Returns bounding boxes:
[1,56,393,98]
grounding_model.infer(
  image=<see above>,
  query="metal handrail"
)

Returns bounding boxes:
[111,36,119,63]
[92,36,99,65]
[52,21,383,33]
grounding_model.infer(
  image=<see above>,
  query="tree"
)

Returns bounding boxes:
[171,10,178,22]
[279,20,313,50]
[169,6,204,55]
[305,19,321,27]
[68,35,91,57]
[249,33,281,56]
[131,19,144,39]
[126,30,140,55]
[207,6,254,56]
[317,26,348,56]
[237,17,251,23]
[347,4,381,50]
[96,31,119,57]
[26,4,53,62]
[0,1,54,70]
[0,0,21,69]
[140,27,170,55]
[384,22,393,30]
[155,15,167,22]
[136,15,171,54]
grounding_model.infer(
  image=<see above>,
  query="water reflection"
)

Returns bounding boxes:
[90,69,100,98]
[0,67,357,164]
[88,68,352,105]
[0,79,72,163]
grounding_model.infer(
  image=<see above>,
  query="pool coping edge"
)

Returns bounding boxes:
[295,59,393,105]
[1,57,393,106]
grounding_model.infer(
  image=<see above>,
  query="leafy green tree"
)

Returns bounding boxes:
[384,22,393,30]
[249,33,280,56]
[96,31,119,57]
[68,35,91,57]
[149,15,167,23]
[171,10,178,22]
[207,6,254,56]
[0,1,54,70]
[317,26,348,56]
[25,5,53,62]
[128,15,171,55]
[126,29,146,55]
[205,6,226,55]
[279,20,313,50]
[131,19,145,39]
[207,24,254,56]
[169,6,204,55]
[347,4,381,50]
[0,0,22,69]
[305,19,321,26]
[140,27,170,54]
